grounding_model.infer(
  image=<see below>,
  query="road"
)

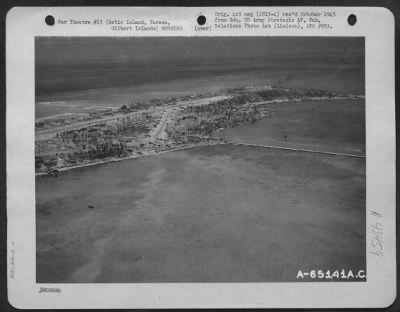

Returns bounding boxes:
[36,95,358,141]
[150,109,170,140]
[36,95,231,140]
[227,142,365,158]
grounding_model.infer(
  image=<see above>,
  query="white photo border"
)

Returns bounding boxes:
[6,6,396,309]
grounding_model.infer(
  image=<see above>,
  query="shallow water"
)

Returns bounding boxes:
[216,99,365,155]
[36,144,365,283]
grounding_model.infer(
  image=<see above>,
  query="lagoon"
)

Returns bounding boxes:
[36,143,365,283]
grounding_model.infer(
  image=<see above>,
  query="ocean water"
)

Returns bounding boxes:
[36,144,365,282]
[35,57,364,118]
[35,38,366,283]
[216,99,366,155]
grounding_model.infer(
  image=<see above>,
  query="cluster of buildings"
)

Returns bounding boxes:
[35,114,158,173]
[36,87,336,174]
[167,99,268,142]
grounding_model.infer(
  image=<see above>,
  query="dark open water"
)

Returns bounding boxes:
[35,37,364,118]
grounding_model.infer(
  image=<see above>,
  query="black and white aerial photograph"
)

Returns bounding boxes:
[35,37,366,283]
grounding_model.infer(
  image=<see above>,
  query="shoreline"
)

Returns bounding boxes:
[35,95,364,135]
[36,140,365,177]
[35,96,366,177]
[35,142,227,176]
